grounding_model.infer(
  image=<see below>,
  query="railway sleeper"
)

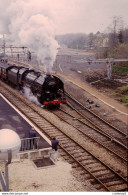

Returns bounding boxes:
[77,156,94,161]
[107,182,127,191]
[71,163,79,168]
[114,149,127,156]
[80,156,95,162]
[70,152,85,158]
[50,133,61,137]
[35,120,48,124]
[87,165,107,172]
[73,153,84,158]
[90,178,100,185]
[75,166,84,171]
[59,139,70,143]
[68,148,85,153]
[75,156,86,161]
[45,130,58,134]
[63,144,78,149]
[81,161,97,166]
[96,172,115,179]
[43,125,56,129]
[67,159,75,164]
[63,118,74,122]
[117,187,128,192]
[21,109,33,112]
[12,99,21,103]
[41,125,55,129]
[38,125,51,130]
[26,115,39,118]
[32,120,46,124]
[45,125,57,129]
[60,140,70,145]
[84,173,93,180]
[31,117,43,121]
[59,152,67,157]
[45,134,56,139]
[94,183,105,190]
[60,144,73,149]
[86,161,102,169]
[107,180,127,188]
[67,148,81,154]
[91,169,110,174]
[71,150,83,155]
[49,134,61,138]
[101,176,122,184]
[79,171,86,176]
[63,156,71,161]
[45,129,58,133]
[55,135,66,139]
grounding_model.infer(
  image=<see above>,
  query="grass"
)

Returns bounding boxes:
[120,95,128,105]
[118,85,128,94]
[113,64,128,76]
[116,85,128,105]
[112,65,128,106]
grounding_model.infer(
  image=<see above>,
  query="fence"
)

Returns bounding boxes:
[20,137,40,152]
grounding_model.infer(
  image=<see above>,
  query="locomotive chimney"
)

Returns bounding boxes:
[46,73,51,77]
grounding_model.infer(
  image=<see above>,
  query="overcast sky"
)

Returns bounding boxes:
[0,0,128,36]
[51,0,128,34]
[0,0,127,67]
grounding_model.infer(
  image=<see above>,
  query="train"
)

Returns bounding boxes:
[0,59,67,108]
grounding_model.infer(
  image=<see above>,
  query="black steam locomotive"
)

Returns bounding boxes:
[0,60,67,108]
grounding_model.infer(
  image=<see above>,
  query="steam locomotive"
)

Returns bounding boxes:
[0,60,67,108]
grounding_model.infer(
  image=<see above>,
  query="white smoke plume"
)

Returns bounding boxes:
[22,86,41,106]
[0,0,59,73]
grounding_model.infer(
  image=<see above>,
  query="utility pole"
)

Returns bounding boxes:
[10,45,13,58]
[106,59,114,80]
[3,34,6,61]
[17,53,19,66]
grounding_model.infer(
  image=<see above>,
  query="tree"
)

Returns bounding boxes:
[118,30,124,44]
[108,16,124,48]
[87,33,94,48]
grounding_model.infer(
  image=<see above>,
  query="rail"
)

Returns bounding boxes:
[74,58,128,63]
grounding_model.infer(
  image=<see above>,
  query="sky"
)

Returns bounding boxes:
[0,0,128,36]
[51,0,128,34]
[0,0,127,69]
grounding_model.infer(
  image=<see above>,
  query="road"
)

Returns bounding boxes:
[53,48,107,75]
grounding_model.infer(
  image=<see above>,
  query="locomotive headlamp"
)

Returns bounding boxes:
[46,91,50,94]
[48,81,55,86]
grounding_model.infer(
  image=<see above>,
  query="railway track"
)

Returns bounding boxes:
[0,81,127,191]
[65,91,127,147]
[52,106,127,162]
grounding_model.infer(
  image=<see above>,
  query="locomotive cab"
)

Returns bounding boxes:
[7,66,19,85]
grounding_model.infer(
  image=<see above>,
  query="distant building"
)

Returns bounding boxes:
[102,37,109,48]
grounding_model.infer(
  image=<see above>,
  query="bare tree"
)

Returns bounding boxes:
[108,16,124,48]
